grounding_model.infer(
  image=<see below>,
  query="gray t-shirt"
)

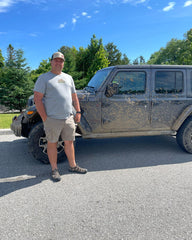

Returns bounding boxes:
[34,71,76,119]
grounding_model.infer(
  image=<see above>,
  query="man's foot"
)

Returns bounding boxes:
[51,169,61,181]
[69,165,87,174]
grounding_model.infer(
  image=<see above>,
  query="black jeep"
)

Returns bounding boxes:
[11,65,192,163]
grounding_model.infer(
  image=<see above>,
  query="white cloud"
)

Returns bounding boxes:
[136,0,146,3]
[0,0,14,12]
[122,0,131,3]
[108,0,117,4]
[73,13,80,19]
[59,22,67,29]
[122,0,146,4]
[184,1,192,7]
[72,18,77,25]
[0,0,47,13]
[98,0,128,4]
[163,2,175,12]
[29,33,37,37]
[82,11,91,18]
[94,0,146,6]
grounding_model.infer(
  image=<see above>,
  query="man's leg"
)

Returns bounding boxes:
[64,140,76,168]
[47,141,58,170]
[64,140,87,174]
[47,141,61,181]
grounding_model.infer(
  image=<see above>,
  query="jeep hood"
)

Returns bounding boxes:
[76,89,93,101]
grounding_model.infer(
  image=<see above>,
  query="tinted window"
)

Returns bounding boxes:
[112,71,146,95]
[191,71,192,92]
[86,68,112,92]
[155,71,183,94]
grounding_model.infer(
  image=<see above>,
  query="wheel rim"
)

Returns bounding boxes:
[39,136,64,155]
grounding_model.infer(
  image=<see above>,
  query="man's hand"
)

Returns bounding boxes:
[74,113,81,123]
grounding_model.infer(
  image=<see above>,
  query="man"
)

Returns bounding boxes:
[34,52,87,181]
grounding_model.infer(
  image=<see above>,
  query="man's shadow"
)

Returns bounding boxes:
[0,138,50,197]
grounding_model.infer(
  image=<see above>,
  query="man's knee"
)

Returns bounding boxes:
[47,141,58,148]
[64,141,74,147]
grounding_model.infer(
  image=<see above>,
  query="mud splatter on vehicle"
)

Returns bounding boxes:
[11,65,192,163]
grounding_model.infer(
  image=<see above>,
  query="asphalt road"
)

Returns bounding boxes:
[0,132,192,240]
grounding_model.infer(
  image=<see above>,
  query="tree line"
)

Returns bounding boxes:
[0,29,192,112]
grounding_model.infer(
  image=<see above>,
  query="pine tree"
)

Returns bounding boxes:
[0,45,34,112]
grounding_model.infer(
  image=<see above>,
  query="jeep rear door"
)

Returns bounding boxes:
[151,68,187,130]
[101,69,151,131]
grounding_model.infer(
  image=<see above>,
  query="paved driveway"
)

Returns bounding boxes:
[0,133,192,240]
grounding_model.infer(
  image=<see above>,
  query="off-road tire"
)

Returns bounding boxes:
[28,122,66,164]
[176,116,192,153]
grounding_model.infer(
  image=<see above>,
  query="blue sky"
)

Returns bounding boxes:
[0,0,192,70]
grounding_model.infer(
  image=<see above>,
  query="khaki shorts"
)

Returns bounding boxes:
[43,115,76,143]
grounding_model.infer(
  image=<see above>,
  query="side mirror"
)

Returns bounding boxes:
[105,83,119,97]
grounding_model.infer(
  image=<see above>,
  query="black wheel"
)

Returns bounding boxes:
[176,116,192,153]
[28,122,66,164]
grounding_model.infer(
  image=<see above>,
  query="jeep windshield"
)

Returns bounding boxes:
[85,67,113,92]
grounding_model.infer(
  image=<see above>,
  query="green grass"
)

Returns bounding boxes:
[0,113,20,129]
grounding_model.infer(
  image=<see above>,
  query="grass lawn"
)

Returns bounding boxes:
[0,113,20,129]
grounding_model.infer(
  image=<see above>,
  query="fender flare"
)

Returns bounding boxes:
[77,114,92,135]
[72,106,92,134]
[172,105,192,131]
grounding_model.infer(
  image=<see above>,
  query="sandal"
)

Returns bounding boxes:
[69,165,87,174]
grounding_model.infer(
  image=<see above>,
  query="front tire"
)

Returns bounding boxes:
[176,116,192,153]
[28,122,66,164]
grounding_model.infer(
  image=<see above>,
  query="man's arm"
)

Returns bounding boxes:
[72,93,81,123]
[34,91,47,122]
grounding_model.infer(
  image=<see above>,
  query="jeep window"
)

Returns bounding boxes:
[155,71,183,94]
[191,71,192,92]
[112,71,146,95]
[85,68,112,92]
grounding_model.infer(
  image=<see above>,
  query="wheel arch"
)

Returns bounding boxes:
[28,121,66,164]
[172,105,192,131]
[76,115,92,136]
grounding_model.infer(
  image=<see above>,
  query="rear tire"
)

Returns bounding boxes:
[28,122,66,164]
[176,116,192,153]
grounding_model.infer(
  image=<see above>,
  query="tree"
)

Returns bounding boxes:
[133,58,139,65]
[15,49,30,71]
[58,46,86,89]
[0,50,4,83]
[0,45,34,112]
[30,59,51,83]
[87,44,110,79]
[84,35,103,73]
[6,44,15,68]
[121,54,130,65]
[0,49,4,68]
[59,46,77,74]
[132,56,145,65]
[105,43,130,66]
[74,35,110,88]
[105,42,122,66]
[76,46,86,73]
[147,28,192,65]
[180,28,192,65]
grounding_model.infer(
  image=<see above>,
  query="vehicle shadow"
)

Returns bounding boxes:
[0,135,191,197]
[74,135,192,172]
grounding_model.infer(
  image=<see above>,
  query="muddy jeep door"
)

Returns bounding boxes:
[151,69,187,130]
[101,70,151,131]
